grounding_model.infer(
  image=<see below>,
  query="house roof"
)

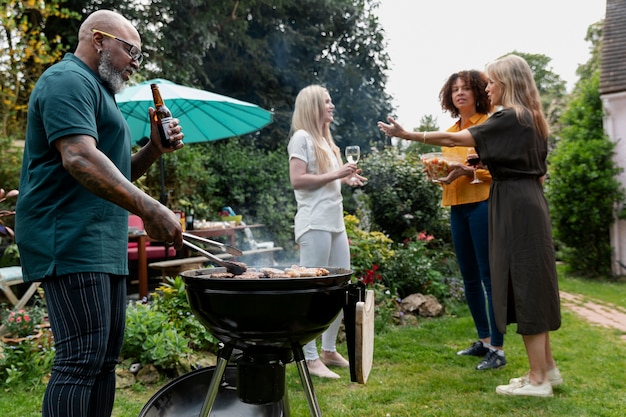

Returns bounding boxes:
[600,0,626,94]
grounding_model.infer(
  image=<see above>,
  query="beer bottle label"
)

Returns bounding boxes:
[159,116,173,146]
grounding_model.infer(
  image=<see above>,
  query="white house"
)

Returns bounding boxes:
[600,0,626,275]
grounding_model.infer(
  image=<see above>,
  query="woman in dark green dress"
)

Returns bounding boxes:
[378,54,561,398]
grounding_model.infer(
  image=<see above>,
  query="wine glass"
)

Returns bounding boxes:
[466,148,482,184]
[345,145,360,182]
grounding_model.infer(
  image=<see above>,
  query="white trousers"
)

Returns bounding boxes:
[297,229,350,360]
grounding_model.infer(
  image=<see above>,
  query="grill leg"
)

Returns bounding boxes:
[292,343,323,417]
[199,344,233,417]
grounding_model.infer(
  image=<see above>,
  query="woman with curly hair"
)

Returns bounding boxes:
[435,70,505,371]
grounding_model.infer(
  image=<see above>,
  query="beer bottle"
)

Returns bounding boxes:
[151,84,174,148]
[186,208,195,231]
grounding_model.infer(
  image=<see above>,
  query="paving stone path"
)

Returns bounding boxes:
[560,291,626,340]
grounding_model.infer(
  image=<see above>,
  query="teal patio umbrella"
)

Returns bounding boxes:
[115,78,273,144]
[116,79,273,204]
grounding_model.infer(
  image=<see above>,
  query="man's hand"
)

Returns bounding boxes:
[148,108,185,152]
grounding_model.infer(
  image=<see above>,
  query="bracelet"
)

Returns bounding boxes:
[423,131,426,144]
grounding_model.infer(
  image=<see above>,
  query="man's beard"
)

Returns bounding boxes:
[98,51,127,94]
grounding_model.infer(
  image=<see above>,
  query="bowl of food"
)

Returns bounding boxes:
[421,152,464,181]
[220,215,243,225]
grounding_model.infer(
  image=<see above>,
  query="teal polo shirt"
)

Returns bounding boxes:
[16,53,132,282]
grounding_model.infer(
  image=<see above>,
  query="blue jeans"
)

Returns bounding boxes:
[450,201,503,347]
[42,272,127,417]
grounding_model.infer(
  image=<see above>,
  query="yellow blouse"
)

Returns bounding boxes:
[440,113,491,207]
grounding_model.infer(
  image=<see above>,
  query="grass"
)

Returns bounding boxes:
[2,272,625,417]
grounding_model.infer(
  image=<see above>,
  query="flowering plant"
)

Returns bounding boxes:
[2,307,45,338]
[344,213,394,285]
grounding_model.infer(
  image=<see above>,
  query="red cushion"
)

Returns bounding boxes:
[127,245,177,261]
[128,214,150,248]
[127,214,177,259]
[128,215,150,249]
[128,215,144,229]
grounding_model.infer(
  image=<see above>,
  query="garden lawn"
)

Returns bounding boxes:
[1,273,625,417]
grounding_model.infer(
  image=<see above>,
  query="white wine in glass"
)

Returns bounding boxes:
[345,146,360,164]
[345,145,360,181]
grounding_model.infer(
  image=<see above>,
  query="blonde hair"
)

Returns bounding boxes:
[485,54,549,140]
[289,85,341,173]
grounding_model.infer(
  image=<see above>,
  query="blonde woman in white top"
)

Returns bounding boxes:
[288,84,366,378]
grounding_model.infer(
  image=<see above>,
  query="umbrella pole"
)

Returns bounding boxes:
[159,155,167,205]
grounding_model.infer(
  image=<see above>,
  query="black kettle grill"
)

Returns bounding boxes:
[138,267,368,417]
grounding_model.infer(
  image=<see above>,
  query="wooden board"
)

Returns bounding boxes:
[355,289,375,384]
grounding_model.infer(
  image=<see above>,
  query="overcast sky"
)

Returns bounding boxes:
[376,0,607,130]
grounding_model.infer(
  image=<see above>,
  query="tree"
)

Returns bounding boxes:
[131,0,393,153]
[507,51,568,141]
[2,0,393,221]
[315,0,394,151]
[0,0,79,189]
[404,114,440,155]
[0,0,78,138]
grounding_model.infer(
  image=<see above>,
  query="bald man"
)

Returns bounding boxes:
[15,10,184,417]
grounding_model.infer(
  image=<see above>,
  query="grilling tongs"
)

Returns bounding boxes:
[182,238,247,275]
[182,232,243,256]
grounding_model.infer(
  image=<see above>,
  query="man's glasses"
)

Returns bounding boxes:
[91,29,144,64]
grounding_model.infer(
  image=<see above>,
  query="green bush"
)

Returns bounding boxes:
[547,138,621,277]
[546,71,623,277]
[122,302,190,371]
[381,233,462,303]
[344,213,394,283]
[358,147,448,242]
[344,213,398,331]
[345,210,463,328]
[149,276,217,352]
[0,328,55,389]
[122,276,220,373]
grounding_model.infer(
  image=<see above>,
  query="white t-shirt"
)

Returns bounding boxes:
[288,129,345,242]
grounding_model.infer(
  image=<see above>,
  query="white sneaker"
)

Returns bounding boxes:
[509,367,563,387]
[497,377,553,397]
[547,367,563,387]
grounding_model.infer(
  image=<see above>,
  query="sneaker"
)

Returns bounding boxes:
[547,367,563,387]
[456,341,490,357]
[509,367,563,387]
[496,378,553,397]
[476,350,506,370]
